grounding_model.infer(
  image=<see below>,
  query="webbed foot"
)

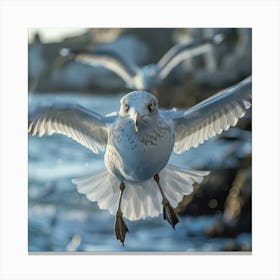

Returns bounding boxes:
[162,198,179,229]
[154,174,180,229]
[114,209,129,246]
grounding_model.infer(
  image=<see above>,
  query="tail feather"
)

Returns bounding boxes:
[72,165,209,221]
[73,171,108,198]
[73,171,121,215]
[122,180,162,220]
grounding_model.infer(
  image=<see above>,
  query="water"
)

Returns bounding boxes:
[28,93,251,252]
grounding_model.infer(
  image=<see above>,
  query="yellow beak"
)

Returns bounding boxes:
[134,112,142,133]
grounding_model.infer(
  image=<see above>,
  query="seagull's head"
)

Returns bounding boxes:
[119,91,160,133]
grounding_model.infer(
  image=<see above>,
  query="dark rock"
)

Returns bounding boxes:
[176,133,251,238]
[177,167,237,216]
[204,165,251,238]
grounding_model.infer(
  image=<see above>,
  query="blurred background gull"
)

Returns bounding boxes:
[58,33,224,93]
[28,28,252,252]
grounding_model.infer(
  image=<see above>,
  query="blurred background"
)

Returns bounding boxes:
[28,28,252,252]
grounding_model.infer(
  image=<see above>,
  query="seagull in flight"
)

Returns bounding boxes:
[60,34,224,92]
[28,76,251,245]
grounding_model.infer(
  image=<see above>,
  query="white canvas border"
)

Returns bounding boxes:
[1,0,280,279]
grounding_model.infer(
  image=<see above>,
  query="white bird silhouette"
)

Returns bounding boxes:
[28,75,251,244]
[60,34,224,92]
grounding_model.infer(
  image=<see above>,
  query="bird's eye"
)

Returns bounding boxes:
[148,102,156,111]
[123,103,129,112]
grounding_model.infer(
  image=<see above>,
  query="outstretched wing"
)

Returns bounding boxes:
[157,34,224,81]
[28,104,114,154]
[162,76,252,154]
[60,48,139,88]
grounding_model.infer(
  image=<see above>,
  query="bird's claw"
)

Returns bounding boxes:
[162,198,179,229]
[114,210,129,245]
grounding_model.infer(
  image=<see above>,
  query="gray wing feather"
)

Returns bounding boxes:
[28,104,112,154]
[157,35,223,80]
[167,76,252,154]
